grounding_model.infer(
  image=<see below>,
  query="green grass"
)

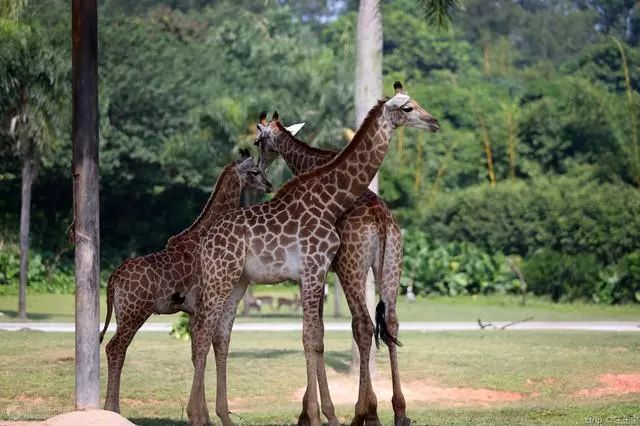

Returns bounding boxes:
[0,330,639,425]
[0,291,638,323]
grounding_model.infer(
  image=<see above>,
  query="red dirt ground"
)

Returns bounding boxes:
[576,373,640,397]
[294,375,524,407]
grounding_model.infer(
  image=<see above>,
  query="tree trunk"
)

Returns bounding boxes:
[72,0,100,409]
[352,0,383,378]
[18,150,36,320]
[333,276,342,318]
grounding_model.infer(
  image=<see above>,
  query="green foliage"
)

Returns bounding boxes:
[170,313,190,341]
[1,0,640,305]
[0,243,74,295]
[418,177,640,264]
[401,229,518,296]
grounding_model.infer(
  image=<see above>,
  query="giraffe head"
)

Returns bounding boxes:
[382,81,440,132]
[254,111,305,171]
[236,149,273,193]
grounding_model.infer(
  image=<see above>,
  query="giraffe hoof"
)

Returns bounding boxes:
[394,415,412,426]
[364,416,381,426]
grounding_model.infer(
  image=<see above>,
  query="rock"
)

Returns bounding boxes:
[44,410,135,426]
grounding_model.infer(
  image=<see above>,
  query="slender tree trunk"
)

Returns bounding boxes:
[352,0,382,378]
[18,150,36,320]
[72,0,100,409]
[333,277,342,318]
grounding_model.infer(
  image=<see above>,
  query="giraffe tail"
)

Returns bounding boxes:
[371,199,402,348]
[375,300,402,348]
[100,273,116,344]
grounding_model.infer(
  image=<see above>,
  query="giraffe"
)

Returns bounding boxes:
[187,82,439,426]
[100,155,271,414]
[254,105,409,425]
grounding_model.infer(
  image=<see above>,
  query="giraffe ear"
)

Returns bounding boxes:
[285,122,305,136]
[239,148,251,159]
[385,93,410,110]
[259,111,268,125]
[237,156,255,172]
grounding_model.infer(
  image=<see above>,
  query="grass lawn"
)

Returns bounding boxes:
[0,330,639,425]
[0,291,639,323]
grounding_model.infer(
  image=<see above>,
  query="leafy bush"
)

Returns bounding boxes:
[418,177,640,264]
[522,249,602,302]
[596,252,640,304]
[170,313,191,341]
[401,229,519,296]
[0,243,75,295]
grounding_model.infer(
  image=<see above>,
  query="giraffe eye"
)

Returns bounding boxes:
[401,106,413,113]
[251,170,261,176]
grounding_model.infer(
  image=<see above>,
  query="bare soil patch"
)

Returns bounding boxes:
[576,373,640,397]
[294,375,523,407]
[0,410,134,426]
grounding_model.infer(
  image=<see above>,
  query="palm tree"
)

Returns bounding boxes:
[1,12,66,319]
[351,0,456,374]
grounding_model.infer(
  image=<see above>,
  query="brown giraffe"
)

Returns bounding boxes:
[100,155,271,413]
[254,106,408,425]
[187,82,439,426]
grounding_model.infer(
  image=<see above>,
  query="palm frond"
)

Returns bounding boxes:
[419,0,458,29]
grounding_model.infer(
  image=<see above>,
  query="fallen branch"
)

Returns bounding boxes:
[477,317,534,330]
[477,319,493,329]
[500,316,534,330]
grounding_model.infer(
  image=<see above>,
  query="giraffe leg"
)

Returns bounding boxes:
[104,308,151,413]
[212,279,249,426]
[342,274,378,426]
[315,293,340,426]
[297,267,332,426]
[380,224,410,426]
[188,314,209,424]
[188,246,244,426]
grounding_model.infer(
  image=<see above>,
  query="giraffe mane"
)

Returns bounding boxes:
[166,162,238,245]
[273,98,388,199]
[273,121,337,157]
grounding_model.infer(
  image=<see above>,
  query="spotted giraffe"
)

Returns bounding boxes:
[255,106,409,425]
[187,83,439,426]
[100,156,271,414]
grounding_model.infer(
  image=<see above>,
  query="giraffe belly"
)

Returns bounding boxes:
[242,247,301,284]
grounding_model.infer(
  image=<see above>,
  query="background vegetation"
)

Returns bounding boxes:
[1,0,639,304]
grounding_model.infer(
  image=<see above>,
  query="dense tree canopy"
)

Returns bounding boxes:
[1,0,639,302]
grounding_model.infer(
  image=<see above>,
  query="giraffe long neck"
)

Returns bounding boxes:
[275,101,393,223]
[273,127,336,175]
[167,164,242,246]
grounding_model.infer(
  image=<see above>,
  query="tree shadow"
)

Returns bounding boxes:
[0,310,55,320]
[323,350,351,374]
[229,349,300,359]
[131,418,301,426]
[130,419,188,426]
[240,312,303,320]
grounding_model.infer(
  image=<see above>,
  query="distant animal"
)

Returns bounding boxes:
[244,296,262,313]
[276,293,301,311]
[254,295,274,310]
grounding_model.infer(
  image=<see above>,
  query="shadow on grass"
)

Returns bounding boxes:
[130,419,188,426]
[324,350,351,374]
[229,349,300,359]
[0,310,56,320]
[131,419,300,426]
[239,312,303,319]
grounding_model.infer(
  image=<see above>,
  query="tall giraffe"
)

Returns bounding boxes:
[187,83,439,426]
[101,156,271,413]
[254,105,408,425]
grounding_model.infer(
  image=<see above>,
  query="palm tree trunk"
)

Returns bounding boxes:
[18,149,36,320]
[352,0,383,378]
